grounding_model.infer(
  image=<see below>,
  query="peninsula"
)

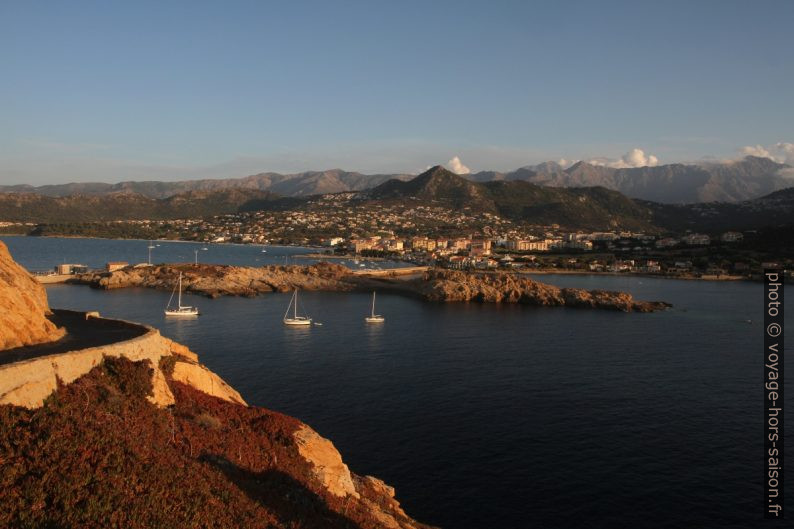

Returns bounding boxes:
[71,262,670,312]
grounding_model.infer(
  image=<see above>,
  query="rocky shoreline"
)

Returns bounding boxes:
[72,262,670,312]
[0,241,433,529]
[73,261,353,298]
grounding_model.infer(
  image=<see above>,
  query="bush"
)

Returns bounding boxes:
[159,355,177,376]
[194,412,222,430]
[101,356,153,399]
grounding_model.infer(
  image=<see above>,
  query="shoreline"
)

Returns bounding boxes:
[2,235,757,283]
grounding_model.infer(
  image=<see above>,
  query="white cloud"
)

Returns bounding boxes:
[739,142,794,165]
[587,148,660,169]
[447,156,471,174]
[557,158,578,169]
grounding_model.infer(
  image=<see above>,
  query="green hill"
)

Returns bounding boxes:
[0,189,297,223]
[371,166,657,230]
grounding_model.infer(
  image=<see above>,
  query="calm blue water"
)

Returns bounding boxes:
[0,235,404,272]
[3,236,792,529]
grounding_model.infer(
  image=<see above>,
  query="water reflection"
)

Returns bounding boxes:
[364,321,385,350]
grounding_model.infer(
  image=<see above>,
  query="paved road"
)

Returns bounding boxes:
[0,310,148,367]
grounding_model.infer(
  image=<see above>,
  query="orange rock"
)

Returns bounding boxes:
[0,241,65,350]
[163,337,199,362]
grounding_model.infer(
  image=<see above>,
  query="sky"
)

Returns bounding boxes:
[1,0,793,184]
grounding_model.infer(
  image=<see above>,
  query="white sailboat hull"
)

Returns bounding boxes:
[165,307,199,317]
[283,317,312,326]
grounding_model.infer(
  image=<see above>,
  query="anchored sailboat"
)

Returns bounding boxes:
[165,272,199,317]
[365,291,385,323]
[283,289,312,326]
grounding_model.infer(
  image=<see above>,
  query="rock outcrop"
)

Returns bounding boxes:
[293,424,359,499]
[0,240,65,349]
[74,261,670,312]
[410,269,670,312]
[170,358,246,405]
[74,261,353,298]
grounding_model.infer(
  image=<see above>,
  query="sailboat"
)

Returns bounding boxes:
[165,272,199,317]
[365,291,385,323]
[283,289,312,326]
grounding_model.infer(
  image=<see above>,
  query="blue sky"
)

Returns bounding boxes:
[1,0,792,184]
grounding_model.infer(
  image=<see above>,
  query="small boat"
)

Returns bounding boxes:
[365,291,385,323]
[283,289,312,326]
[202,247,208,250]
[165,272,199,317]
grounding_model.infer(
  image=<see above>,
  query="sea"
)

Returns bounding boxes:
[2,235,791,529]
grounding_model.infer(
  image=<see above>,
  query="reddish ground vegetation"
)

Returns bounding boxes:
[0,357,429,529]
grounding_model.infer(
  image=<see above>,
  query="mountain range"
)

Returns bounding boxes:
[0,169,412,201]
[2,165,794,233]
[2,156,791,204]
[371,166,794,233]
[0,189,296,223]
[468,156,793,203]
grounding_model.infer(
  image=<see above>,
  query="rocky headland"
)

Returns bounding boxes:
[406,269,670,312]
[73,262,670,312]
[0,240,65,349]
[0,245,432,528]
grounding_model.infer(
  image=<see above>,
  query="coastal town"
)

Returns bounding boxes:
[11,192,785,280]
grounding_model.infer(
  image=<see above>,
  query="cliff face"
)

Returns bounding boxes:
[0,240,65,350]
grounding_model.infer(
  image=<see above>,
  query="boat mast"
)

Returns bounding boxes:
[177,273,182,308]
[294,289,298,318]
[284,290,294,320]
[371,291,376,317]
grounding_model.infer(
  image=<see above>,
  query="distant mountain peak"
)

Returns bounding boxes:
[738,155,789,169]
[369,165,493,210]
[420,165,450,177]
[523,161,564,173]
[417,165,460,181]
[565,160,597,172]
